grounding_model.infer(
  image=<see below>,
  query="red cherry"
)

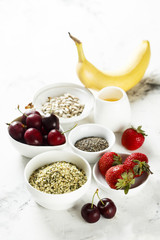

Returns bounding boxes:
[8,121,25,141]
[81,189,101,223]
[81,203,100,223]
[97,198,117,219]
[42,114,59,132]
[43,134,49,146]
[22,109,41,124]
[26,113,42,130]
[24,128,43,146]
[47,129,66,146]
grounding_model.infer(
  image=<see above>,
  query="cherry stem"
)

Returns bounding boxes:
[61,124,78,135]
[91,189,99,209]
[96,189,105,206]
[17,105,27,117]
[6,121,26,128]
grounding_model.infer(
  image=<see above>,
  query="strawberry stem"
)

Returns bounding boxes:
[116,171,135,194]
[133,160,153,175]
[131,125,147,136]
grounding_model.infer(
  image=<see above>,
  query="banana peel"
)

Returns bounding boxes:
[69,33,151,92]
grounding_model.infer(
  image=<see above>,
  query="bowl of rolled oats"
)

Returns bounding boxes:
[24,150,91,210]
[33,83,95,128]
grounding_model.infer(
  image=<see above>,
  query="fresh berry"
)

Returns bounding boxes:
[43,134,49,146]
[47,129,66,146]
[98,152,122,176]
[124,152,152,177]
[105,165,135,194]
[121,126,147,150]
[24,128,43,146]
[17,105,41,124]
[42,114,59,132]
[81,189,100,223]
[95,189,117,218]
[81,203,100,223]
[47,124,77,146]
[97,198,117,219]
[7,121,25,141]
[26,113,42,130]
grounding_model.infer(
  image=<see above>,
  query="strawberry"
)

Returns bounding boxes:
[123,152,152,177]
[121,126,147,150]
[105,164,135,194]
[98,152,122,176]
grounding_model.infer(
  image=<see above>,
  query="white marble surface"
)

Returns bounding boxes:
[1,0,160,239]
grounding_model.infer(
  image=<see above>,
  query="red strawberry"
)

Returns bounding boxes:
[121,126,147,150]
[123,152,152,177]
[105,165,135,194]
[98,152,122,176]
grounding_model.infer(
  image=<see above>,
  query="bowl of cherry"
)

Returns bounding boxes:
[7,107,67,158]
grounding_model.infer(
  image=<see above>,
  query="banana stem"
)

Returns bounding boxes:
[68,32,85,62]
[68,32,81,44]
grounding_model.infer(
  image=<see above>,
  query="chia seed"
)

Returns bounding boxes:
[74,136,109,152]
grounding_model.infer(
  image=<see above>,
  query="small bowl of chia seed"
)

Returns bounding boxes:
[68,123,115,164]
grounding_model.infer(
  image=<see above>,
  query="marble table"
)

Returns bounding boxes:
[1,0,160,239]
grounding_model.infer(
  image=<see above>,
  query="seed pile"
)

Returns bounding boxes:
[41,93,85,118]
[29,161,87,194]
[75,136,109,152]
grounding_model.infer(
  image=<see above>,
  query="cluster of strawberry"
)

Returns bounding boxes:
[98,152,152,194]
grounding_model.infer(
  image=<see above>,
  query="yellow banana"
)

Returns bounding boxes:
[69,33,151,91]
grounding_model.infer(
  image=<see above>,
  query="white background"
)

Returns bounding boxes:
[1,1,160,240]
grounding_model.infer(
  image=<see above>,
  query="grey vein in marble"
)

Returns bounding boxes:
[127,72,160,102]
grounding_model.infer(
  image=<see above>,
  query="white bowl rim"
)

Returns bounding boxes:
[68,123,116,155]
[24,150,92,197]
[96,86,127,104]
[32,82,95,124]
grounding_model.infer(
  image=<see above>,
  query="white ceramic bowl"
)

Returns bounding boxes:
[24,150,91,210]
[33,82,95,128]
[93,152,149,196]
[68,123,115,164]
[8,116,67,158]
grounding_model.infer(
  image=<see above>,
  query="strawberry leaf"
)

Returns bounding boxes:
[131,125,147,136]
[133,160,152,175]
[113,155,122,166]
[115,171,135,194]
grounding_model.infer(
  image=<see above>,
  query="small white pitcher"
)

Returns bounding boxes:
[94,86,131,132]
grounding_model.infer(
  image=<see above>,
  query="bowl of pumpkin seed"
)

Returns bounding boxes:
[33,82,95,129]
[24,150,91,210]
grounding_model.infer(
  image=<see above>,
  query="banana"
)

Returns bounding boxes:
[69,33,151,91]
